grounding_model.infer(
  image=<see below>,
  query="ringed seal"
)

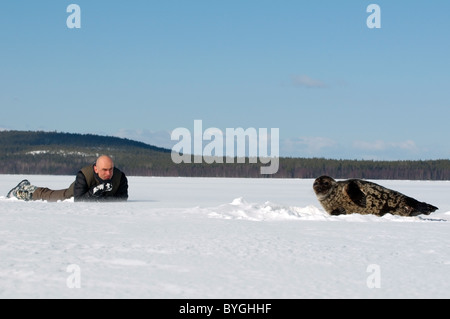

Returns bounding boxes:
[313,176,438,217]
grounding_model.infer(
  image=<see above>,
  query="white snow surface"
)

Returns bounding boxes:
[0,175,449,299]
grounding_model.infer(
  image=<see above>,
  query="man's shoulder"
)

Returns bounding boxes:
[79,165,94,175]
[114,168,128,185]
[113,167,125,175]
[76,165,95,185]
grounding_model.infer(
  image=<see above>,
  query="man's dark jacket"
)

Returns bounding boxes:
[71,165,129,202]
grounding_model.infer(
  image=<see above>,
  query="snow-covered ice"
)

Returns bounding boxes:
[0,175,449,299]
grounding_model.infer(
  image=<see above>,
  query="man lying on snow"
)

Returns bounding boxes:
[6,155,128,202]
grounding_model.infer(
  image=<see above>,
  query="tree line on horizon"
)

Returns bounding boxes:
[1,130,450,180]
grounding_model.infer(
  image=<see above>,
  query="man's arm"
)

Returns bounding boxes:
[73,171,93,202]
[112,173,129,201]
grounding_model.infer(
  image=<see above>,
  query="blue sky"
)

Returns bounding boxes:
[1,1,449,160]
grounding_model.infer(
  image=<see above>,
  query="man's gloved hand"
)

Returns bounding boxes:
[89,182,113,197]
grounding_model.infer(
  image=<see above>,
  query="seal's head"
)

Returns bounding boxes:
[313,176,337,199]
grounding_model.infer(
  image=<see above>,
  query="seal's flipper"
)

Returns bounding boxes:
[404,197,438,216]
[346,181,367,208]
[330,207,346,216]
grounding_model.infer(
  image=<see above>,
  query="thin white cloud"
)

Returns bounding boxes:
[353,140,419,152]
[113,131,426,160]
[291,74,327,89]
[353,140,386,151]
[115,129,174,150]
[282,136,337,156]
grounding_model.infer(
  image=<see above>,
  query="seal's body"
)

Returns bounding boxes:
[313,176,438,217]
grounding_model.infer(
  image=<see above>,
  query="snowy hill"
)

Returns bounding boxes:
[0,130,171,176]
[1,175,449,299]
[3,130,450,179]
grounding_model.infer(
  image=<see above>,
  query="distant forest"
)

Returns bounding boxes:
[1,130,450,180]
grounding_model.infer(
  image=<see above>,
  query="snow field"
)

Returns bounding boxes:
[0,175,449,299]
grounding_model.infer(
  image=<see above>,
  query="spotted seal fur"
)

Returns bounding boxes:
[313,176,438,217]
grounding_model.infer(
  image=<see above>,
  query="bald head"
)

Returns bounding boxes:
[94,155,115,180]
